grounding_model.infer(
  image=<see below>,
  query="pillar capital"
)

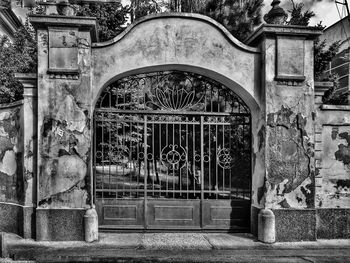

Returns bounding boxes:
[246,24,323,46]
[29,14,98,42]
[15,73,38,98]
[246,25,322,84]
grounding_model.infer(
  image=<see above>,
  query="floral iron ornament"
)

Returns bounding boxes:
[96,71,250,114]
[154,86,196,111]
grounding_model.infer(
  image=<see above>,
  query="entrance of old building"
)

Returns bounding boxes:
[93,70,251,231]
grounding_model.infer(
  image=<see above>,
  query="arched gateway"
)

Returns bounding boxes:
[28,9,323,241]
[89,13,262,232]
[94,70,251,230]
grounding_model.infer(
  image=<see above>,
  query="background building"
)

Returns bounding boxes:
[320,15,350,95]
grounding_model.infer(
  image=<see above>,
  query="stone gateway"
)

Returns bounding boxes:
[0,11,349,242]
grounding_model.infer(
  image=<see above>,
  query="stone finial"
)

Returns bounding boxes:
[56,0,76,16]
[264,0,288,25]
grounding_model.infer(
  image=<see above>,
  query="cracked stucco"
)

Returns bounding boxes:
[317,126,350,208]
[0,106,23,203]
[37,28,92,209]
[264,104,315,209]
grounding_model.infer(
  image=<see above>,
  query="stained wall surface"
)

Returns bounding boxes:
[0,102,23,204]
[315,106,350,208]
[0,101,24,235]
[35,21,93,209]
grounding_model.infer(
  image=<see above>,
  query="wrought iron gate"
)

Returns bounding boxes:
[94,71,251,231]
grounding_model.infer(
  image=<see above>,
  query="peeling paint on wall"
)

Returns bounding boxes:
[0,106,23,203]
[37,28,93,209]
[318,126,350,208]
[265,106,315,209]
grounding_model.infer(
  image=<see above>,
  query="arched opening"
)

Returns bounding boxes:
[93,70,251,231]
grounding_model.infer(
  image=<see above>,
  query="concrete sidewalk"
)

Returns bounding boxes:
[2,232,350,262]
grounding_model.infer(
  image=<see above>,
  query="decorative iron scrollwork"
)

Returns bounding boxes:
[217,148,234,169]
[154,86,196,111]
[96,71,250,114]
[161,144,187,169]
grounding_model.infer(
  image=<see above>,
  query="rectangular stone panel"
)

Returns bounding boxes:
[0,203,22,235]
[274,209,316,241]
[49,28,78,48]
[276,36,305,80]
[317,208,350,239]
[48,28,78,71]
[36,208,85,241]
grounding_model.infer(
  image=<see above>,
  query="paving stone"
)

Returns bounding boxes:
[204,233,264,249]
[141,233,212,250]
[98,233,142,248]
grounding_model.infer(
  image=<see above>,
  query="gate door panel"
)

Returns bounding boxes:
[94,71,251,231]
[96,199,144,229]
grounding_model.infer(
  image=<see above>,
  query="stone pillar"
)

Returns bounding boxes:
[29,15,97,241]
[15,73,38,239]
[246,25,323,242]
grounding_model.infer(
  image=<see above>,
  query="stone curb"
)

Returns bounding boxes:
[0,260,35,263]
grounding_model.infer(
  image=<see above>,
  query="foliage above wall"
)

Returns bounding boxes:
[76,2,129,42]
[0,20,37,104]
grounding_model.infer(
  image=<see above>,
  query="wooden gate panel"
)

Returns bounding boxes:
[202,200,250,231]
[97,199,144,228]
[146,200,201,229]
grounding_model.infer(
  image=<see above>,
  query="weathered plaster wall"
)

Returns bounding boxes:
[36,25,93,209]
[315,106,350,208]
[0,102,23,204]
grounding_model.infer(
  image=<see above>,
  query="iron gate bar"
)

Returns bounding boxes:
[143,115,147,228]
[200,116,204,228]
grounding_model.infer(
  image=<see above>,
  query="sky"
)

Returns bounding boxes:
[262,0,349,28]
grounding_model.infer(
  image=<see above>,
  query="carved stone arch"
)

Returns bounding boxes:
[91,13,261,112]
[93,65,261,114]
